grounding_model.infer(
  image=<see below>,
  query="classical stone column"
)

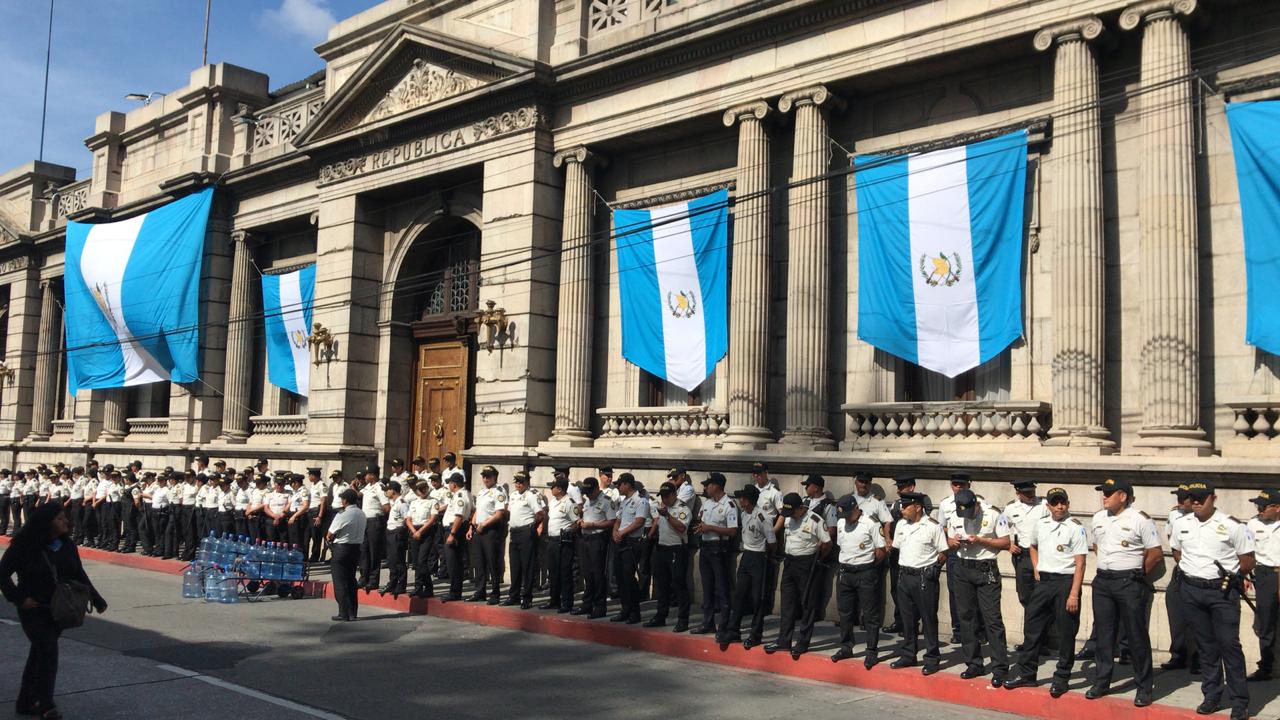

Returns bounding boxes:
[1121,0,1210,454]
[1035,18,1115,452]
[218,230,254,442]
[26,279,62,441]
[548,147,602,446]
[98,388,127,441]
[779,85,838,450]
[722,101,774,448]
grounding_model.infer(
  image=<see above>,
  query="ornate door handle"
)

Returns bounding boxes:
[432,416,445,444]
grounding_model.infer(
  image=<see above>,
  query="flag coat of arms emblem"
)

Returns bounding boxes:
[1227,100,1280,356]
[262,265,316,396]
[855,131,1027,378]
[63,187,213,393]
[615,189,729,392]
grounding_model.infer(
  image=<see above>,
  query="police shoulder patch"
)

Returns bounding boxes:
[1138,511,1151,519]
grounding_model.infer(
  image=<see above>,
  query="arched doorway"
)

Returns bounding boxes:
[392,215,480,462]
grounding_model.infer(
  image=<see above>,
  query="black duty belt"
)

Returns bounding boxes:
[958,558,997,569]
[1256,564,1277,574]
[1037,571,1074,580]
[1095,568,1143,580]
[1182,575,1226,589]
[783,552,817,561]
[840,562,876,573]
[899,566,929,575]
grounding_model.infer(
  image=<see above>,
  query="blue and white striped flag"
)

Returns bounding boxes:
[261,265,316,397]
[64,187,212,393]
[855,131,1027,378]
[615,189,729,392]
[1227,100,1280,356]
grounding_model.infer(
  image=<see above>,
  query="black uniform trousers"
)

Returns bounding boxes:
[176,505,196,559]
[1090,570,1153,693]
[776,554,824,651]
[288,517,309,553]
[444,533,469,597]
[1012,572,1079,683]
[727,550,768,640]
[139,505,154,553]
[409,529,436,595]
[232,510,248,539]
[218,511,235,538]
[12,495,26,534]
[652,543,690,622]
[474,524,506,598]
[65,499,80,541]
[945,553,961,632]
[0,496,10,535]
[953,559,1009,675]
[153,509,176,558]
[579,533,609,614]
[330,542,361,620]
[1254,565,1279,673]
[99,501,120,551]
[384,528,408,593]
[1166,566,1198,665]
[638,535,655,600]
[1183,577,1250,714]
[23,497,37,535]
[121,501,138,552]
[508,525,538,604]
[306,509,326,562]
[615,536,643,618]
[896,565,942,668]
[548,533,576,610]
[836,563,883,653]
[15,607,62,712]
[360,514,387,588]
[698,539,733,631]
[1012,548,1035,606]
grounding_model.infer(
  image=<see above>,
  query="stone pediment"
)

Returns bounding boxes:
[294,24,539,149]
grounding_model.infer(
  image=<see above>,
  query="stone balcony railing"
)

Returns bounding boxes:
[249,89,324,158]
[842,401,1052,452]
[250,414,307,441]
[597,405,728,448]
[50,420,75,442]
[1222,397,1280,457]
[126,417,169,441]
[53,179,91,221]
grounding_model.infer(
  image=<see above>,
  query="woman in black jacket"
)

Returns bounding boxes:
[1,501,107,719]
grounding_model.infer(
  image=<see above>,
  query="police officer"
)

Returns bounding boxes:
[406,481,438,598]
[1170,481,1254,720]
[1163,483,1199,672]
[831,494,886,668]
[265,476,292,543]
[286,474,311,553]
[439,473,473,602]
[693,472,737,635]
[766,492,830,659]
[389,458,411,487]
[468,465,508,604]
[936,472,975,640]
[1003,487,1088,697]
[611,473,648,623]
[801,475,838,622]
[381,480,409,597]
[305,468,329,564]
[599,467,621,598]
[505,471,545,609]
[890,491,947,675]
[326,489,366,622]
[146,476,176,559]
[575,477,615,619]
[645,481,691,631]
[542,476,579,613]
[722,483,775,647]
[357,467,390,592]
[0,470,10,537]
[1004,480,1048,610]
[1247,488,1280,681]
[749,462,782,614]
[947,488,1012,686]
[1086,477,1161,706]
[426,472,451,579]
[884,474,932,634]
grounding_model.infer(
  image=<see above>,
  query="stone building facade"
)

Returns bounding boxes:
[2,0,1280,656]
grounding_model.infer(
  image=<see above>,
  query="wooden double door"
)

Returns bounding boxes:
[410,339,470,462]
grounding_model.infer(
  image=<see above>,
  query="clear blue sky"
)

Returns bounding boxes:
[0,0,374,178]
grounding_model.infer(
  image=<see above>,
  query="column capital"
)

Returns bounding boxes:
[1033,16,1104,51]
[553,146,606,170]
[38,277,59,292]
[229,229,251,246]
[778,85,843,114]
[1119,0,1196,31]
[722,100,771,127]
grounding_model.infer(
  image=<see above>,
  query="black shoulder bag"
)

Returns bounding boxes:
[42,548,92,629]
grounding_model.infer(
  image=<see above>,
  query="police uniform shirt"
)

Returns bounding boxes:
[408,497,434,526]
[698,496,738,543]
[676,481,696,505]
[580,493,616,534]
[853,493,893,526]
[39,479,52,498]
[328,507,368,545]
[547,495,580,536]
[1247,516,1280,567]
[804,496,839,529]
[508,488,545,528]
[945,503,1011,561]
[0,477,10,497]
[329,481,350,510]
[1004,498,1049,547]
[442,489,474,526]
[893,516,948,569]
[195,485,210,509]
[1170,510,1255,579]
[837,515,886,565]
[652,501,689,546]
[442,467,466,488]
[617,493,649,539]
[566,484,584,505]
[429,485,451,511]
[739,508,775,552]
[474,484,509,525]
[1089,507,1161,571]
[783,511,827,557]
[106,483,123,503]
[150,485,171,510]
[601,485,622,512]
[361,482,389,518]
[935,495,957,527]
[266,490,291,515]
[754,483,783,522]
[69,478,85,501]
[387,495,408,529]
[232,486,251,511]
[309,480,329,507]
[288,489,308,513]
[93,478,110,501]
[248,486,267,510]
[1028,514,1088,574]
[180,482,199,506]
[202,486,222,510]
[390,471,411,486]
[220,488,236,512]
[9,480,20,500]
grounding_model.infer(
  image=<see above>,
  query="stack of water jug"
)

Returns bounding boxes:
[181,532,306,602]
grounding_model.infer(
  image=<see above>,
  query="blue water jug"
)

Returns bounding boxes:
[182,565,203,598]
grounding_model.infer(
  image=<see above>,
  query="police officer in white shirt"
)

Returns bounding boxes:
[722,483,774,647]
[357,467,390,592]
[645,481,691,631]
[1004,487,1088,697]
[264,476,292,544]
[146,476,176,559]
[766,492,831,659]
[468,466,508,605]
[831,494,887,668]
[304,468,329,563]
[890,491,948,674]
[441,452,466,491]
[543,476,580,613]
[1247,488,1280,681]
[749,463,783,615]
[326,488,366,622]
[1085,477,1162,705]
[426,472,450,579]
[286,474,311,553]
[1004,480,1049,608]
[946,488,1012,686]
[406,481,439,598]
[505,471,545,609]
[217,476,237,538]
[693,472,737,635]
[439,473,473,602]
[1170,481,1255,720]
[389,458,411,487]
[0,471,12,537]
[381,480,409,597]
[575,477,616,619]
[935,472,976,639]
[608,473,648,623]
[1163,483,1198,672]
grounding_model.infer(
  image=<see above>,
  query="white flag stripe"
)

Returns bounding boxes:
[649,203,707,392]
[79,215,171,386]
[908,146,980,378]
[278,271,311,396]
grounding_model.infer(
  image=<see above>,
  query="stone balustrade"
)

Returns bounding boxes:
[1222,397,1280,457]
[53,179,91,221]
[597,406,728,448]
[842,401,1052,452]
[250,414,308,439]
[49,420,74,442]
[250,89,324,157]
[125,417,169,440]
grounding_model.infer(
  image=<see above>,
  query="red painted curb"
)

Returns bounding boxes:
[3,535,1204,720]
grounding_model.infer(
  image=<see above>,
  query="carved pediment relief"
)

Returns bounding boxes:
[365,59,484,124]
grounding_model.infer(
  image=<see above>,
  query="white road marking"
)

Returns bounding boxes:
[157,663,347,719]
[0,618,17,625]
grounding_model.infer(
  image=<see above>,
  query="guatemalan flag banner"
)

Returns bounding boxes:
[64,187,213,393]
[261,265,316,396]
[615,189,729,392]
[855,130,1027,378]
[1226,100,1280,356]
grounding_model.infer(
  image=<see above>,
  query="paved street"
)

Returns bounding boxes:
[0,559,1024,720]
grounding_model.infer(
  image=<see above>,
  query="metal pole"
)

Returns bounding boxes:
[38,0,54,161]
[201,0,212,66]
